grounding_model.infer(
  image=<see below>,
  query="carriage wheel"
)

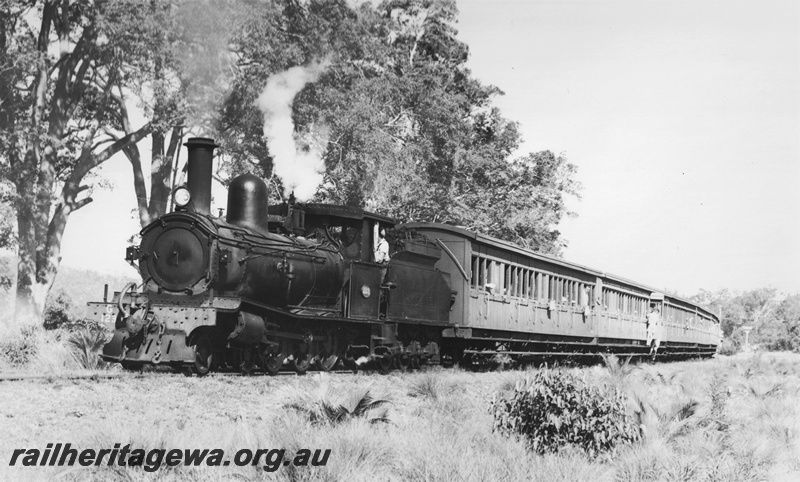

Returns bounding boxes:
[193,336,213,376]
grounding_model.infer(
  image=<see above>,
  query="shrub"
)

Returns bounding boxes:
[43,289,75,330]
[0,326,39,367]
[718,339,739,356]
[489,370,639,458]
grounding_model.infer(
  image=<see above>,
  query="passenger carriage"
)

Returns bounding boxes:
[401,223,720,362]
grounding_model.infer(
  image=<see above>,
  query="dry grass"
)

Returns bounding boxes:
[1,352,799,481]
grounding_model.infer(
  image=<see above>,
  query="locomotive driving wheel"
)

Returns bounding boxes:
[292,333,313,375]
[292,352,311,375]
[395,354,411,371]
[193,336,213,376]
[375,346,393,373]
[316,351,339,372]
[316,333,339,372]
[240,348,256,375]
[259,346,283,376]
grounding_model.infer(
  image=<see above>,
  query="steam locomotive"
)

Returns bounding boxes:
[90,138,721,375]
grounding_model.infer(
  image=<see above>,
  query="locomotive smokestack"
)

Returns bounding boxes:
[184,137,218,215]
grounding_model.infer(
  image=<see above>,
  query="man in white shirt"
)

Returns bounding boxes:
[374,226,389,264]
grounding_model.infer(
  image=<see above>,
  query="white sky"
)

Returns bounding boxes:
[58,0,799,297]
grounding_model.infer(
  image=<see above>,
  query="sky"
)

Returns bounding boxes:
[56,0,799,297]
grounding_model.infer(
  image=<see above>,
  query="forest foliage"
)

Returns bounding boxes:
[691,288,800,353]
[0,0,579,327]
[218,0,580,252]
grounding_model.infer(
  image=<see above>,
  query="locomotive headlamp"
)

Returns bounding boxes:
[173,186,191,207]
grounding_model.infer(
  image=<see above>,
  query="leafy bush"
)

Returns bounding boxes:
[0,326,39,367]
[718,339,739,356]
[489,370,639,458]
[43,289,74,330]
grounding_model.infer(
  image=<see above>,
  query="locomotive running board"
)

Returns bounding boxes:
[240,299,375,324]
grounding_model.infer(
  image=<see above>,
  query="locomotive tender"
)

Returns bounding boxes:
[90,138,721,375]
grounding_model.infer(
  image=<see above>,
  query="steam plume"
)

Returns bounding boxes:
[255,62,329,200]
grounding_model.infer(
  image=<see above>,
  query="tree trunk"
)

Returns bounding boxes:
[148,126,183,222]
[13,187,44,327]
[12,178,57,328]
[8,125,153,330]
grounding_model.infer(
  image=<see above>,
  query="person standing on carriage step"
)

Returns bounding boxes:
[647,304,663,356]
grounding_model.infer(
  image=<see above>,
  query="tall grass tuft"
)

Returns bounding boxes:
[600,353,638,391]
[408,373,456,400]
[285,378,391,425]
[67,326,110,370]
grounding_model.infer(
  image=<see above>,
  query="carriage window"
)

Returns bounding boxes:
[513,267,518,297]
[471,255,479,288]
[528,271,535,299]
[521,269,527,298]
[523,270,530,298]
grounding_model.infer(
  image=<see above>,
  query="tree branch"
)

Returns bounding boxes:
[72,122,153,182]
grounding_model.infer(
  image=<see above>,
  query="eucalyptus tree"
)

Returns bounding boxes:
[110,0,247,228]
[0,0,160,327]
[220,0,580,252]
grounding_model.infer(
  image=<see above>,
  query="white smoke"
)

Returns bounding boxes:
[255,62,329,200]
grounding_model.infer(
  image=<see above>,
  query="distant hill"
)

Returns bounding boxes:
[0,256,139,320]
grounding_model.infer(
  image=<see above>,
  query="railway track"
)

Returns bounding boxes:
[0,349,715,382]
[0,369,360,383]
